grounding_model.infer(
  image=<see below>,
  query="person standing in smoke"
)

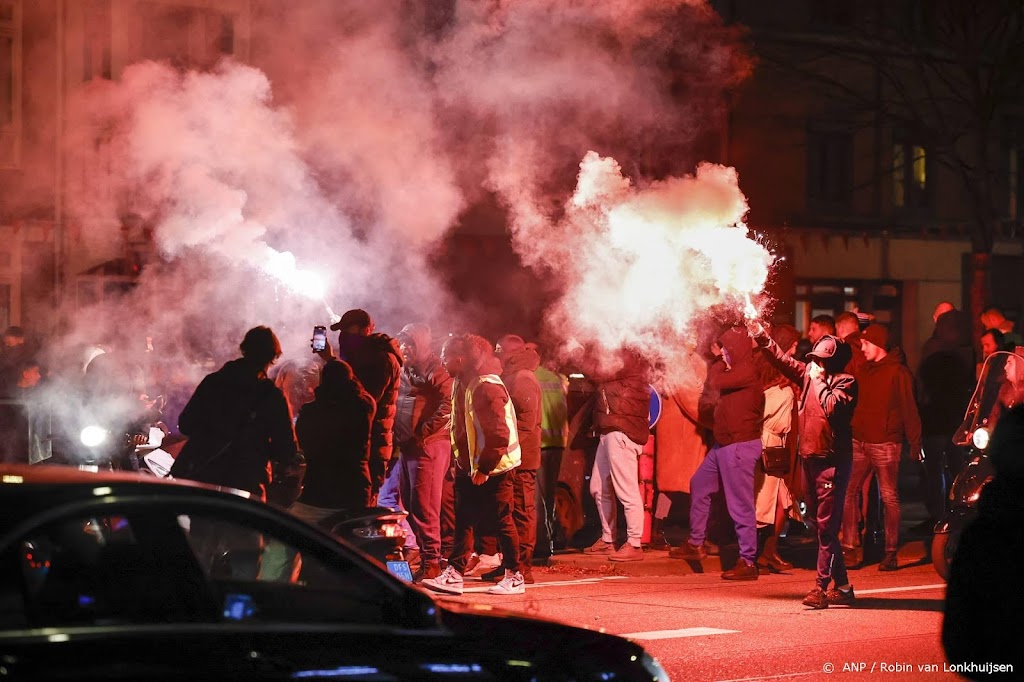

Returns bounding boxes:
[579,346,651,563]
[529,341,569,562]
[393,323,454,582]
[422,334,525,596]
[473,334,543,584]
[293,359,376,517]
[670,325,764,580]
[324,309,403,497]
[171,326,301,499]
[753,324,858,609]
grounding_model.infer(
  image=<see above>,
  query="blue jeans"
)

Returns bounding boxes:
[377,455,417,550]
[398,438,452,564]
[687,438,762,563]
[804,454,852,591]
[843,440,901,553]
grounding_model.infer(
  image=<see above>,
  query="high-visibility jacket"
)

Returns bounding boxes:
[459,374,521,477]
[535,366,568,449]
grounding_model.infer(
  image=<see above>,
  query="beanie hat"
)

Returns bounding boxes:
[861,324,889,350]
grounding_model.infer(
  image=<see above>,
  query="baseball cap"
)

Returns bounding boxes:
[806,334,840,360]
[330,309,373,332]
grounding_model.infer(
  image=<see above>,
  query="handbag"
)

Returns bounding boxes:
[761,441,790,477]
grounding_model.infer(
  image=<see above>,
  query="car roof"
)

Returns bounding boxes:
[0,463,249,497]
[0,464,256,530]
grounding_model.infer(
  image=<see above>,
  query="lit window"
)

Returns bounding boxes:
[893,140,930,211]
[912,145,927,189]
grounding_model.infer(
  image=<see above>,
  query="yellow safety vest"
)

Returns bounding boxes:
[535,366,568,448]
[462,374,521,476]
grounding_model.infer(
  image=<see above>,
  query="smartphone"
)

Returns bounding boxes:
[312,325,327,352]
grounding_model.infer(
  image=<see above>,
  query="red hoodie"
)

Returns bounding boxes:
[851,349,922,453]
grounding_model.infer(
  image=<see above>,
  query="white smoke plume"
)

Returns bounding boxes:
[548,151,774,384]
[35,0,755,458]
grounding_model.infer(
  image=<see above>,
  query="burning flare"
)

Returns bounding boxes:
[546,151,775,373]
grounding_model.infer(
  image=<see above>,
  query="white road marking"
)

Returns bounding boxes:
[619,627,739,640]
[461,575,630,593]
[855,583,946,595]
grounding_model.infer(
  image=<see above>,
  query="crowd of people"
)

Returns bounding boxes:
[1,300,1022,607]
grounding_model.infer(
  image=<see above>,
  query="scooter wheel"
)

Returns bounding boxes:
[931,532,950,581]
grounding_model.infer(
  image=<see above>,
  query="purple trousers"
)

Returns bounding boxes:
[687,438,762,563]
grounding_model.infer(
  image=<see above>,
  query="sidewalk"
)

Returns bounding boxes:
[544,474,936,578]
[543,536,930,578]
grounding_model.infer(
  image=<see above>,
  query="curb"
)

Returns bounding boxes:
[542,539,931,578]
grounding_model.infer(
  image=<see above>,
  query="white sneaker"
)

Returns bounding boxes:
[486,570,525,595]
[421,565,464,595]
[465,552,502,576]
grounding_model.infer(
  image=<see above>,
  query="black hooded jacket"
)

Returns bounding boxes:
[340,333,403,484]
[501,347,542,469]
[295,361,376,509]
[917,309,975,437]
[172,358,299,497]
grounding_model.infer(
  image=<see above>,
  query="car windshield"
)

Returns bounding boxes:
[0,500,403,631]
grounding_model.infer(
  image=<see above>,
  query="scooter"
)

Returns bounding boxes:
[932,350,1023,579]
[317,508,412,579]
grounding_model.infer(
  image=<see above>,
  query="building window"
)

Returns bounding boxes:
[892,141,929,210]
[0,0,21,168]
[138,2,235,72]
[793,279,902,341]
[807,127,853,209]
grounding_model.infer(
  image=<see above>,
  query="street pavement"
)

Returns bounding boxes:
[430,544,957,682]
[420,468,998,680]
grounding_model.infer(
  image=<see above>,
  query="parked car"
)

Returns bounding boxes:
[0,464,668,681]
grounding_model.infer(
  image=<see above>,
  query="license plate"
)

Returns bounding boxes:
[386,560,413,582]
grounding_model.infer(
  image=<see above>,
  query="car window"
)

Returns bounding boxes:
[12,512,216,628]
[175,512,398,624]
[4,503,401,630]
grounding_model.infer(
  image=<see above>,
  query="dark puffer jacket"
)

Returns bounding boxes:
[709,326,765,446]
[501,347,542,469]
[341,333,403,487]
[451,355,515,476]
[400,323,453,447]
[172,358,299,497]
[295,361,376,509]
[592,351,651,447]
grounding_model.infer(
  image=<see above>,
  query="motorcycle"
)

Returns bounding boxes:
[76,395,169,472]
[316,507,412,579]
[932,350,1024,579]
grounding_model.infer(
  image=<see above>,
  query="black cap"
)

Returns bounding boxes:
[330,309,373,332]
